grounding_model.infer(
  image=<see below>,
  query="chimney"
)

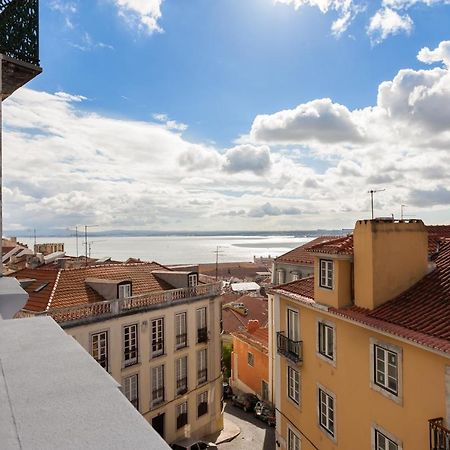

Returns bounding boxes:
[353,219,428,310]
[247,319,260,333]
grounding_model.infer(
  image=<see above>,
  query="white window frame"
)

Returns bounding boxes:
[151,365,165,407]
[197,307,207,329]
[288,427,301,450]
[197,391,208,417]
[188,273,198,287]
[118,283,132,299]
[122,373,139,409]
[176,356,188,395]
[291,272,300,281]
[198,348,207,384]
[175,312,187,349]
[317,385,336,441]
[370,338,403,404]
[277,269,285,285]
[372,425,402,450]
[151,317,165,358]
[287,308,299,342]
[176,401,188,429]
[317,319,335,364]
[90,330,109,371]
[319,259,333,289]
[287,366,300,405]
[123,323,138,367]
[247,352,254,367]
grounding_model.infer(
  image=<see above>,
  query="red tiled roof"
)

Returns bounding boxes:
[272,277,314,300]
[307,235,354,256]
[275,236,339,265]
[222,294,268,334]
[273,241,450,354]
[232,327,269,353]
[427,225,450,237]
[12,262,174,312]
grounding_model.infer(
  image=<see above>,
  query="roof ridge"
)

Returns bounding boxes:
[46,269,62,311]
[59,261,165,271]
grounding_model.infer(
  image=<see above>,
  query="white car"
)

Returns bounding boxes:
[171,438,218,450]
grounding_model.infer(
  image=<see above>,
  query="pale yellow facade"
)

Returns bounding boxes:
[270,220,450,450]
[65,294,223,445]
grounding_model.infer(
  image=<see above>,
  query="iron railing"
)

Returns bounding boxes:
[16,282,222,325]
[430,418,450,450]
[0,0,39,65]
[198,368,207,384]
[176,412,187,429]
[277,332,303,364]
[176,333,187,349]
[197,326,208,343]
[176,377,188,395]
[152,387,165,406]
[198,401,208,417]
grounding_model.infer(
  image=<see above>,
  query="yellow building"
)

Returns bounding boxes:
[269,219,450,450]
[13,263,224,445]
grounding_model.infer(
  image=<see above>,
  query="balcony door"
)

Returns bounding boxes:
[287,309,299,342]
[152,413,165,439]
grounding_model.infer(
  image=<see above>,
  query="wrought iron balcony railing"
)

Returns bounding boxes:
[0,0,39,65]
[176,412,187,429]
[176,377,188,395]
[176,333,187,349]
[152,387,165,406]
[198,368,207,384]
[197,326,208,343]
[429,418,450,450]
[277,332,303,364]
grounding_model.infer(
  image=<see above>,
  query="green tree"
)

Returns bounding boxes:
[222,343,232,380]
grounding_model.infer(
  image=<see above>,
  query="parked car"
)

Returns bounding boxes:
[254,401,276,426]
[171,438,218,450]
[223,381,233,399]
[231,392,259,412]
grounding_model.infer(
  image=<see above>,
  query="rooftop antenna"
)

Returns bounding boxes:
[33,228,36,250]
[401,204,406,220]
[83,225,98,266]
[213,246,225,281]
[76,225,79,258]
[368,189,385,219]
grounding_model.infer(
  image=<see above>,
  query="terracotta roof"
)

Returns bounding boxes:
[307,235,354,256]
[232,327,269,353]
[275,236,339,265]
[427,225,450,237]
[12,262,174,312]
[272,277,314,300]
[272,241,450,354]
[222,294,268,334]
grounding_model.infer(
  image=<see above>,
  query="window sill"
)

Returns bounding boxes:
[370,381,402,405]
[316,352,336,368]
[175,345,188,352]
[150,353,166,361]
[122,362,141,371]
[318,424,337,444]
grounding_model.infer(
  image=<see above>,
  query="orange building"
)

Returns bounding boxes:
[231,320,271,403]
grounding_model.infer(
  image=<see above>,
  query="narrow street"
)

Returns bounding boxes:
[219,402,276,450]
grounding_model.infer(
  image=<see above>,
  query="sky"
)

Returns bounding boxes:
[4,0,450,233]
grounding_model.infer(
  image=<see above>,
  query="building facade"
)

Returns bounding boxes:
[269,219,450,450]
[13,263,224,445]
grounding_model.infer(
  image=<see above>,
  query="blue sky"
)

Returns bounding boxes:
[4,0,450,232]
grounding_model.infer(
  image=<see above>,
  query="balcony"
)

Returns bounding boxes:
[277,332,303,364]
[152,387,165,407]
[16,282,222,325]
[197,326,208,343]
[198,368,207,384]
[429,418,450,450]
[176,377,188,395]
[176,412,187,429]
[176,333,187,349]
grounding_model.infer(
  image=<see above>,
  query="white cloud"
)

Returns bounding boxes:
[112,0,164,34]
[367,7,413,44]
[223,145,272,175]
[418,40,450,67]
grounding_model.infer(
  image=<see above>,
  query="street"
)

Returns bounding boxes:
[219,402,276,450]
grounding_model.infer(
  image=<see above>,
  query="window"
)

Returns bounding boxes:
[151,365,165,406]
[91,331,108,370]
[176,402,188,429]
[262,380,269,401]
[176,356,188,395]
[118,283,131,299]
[151,318,164,358]
[375,429,399,450]
[287,308,299,342]
[374,345,398,395]
[197,307,207,343]
[198,391,208,417]
[247,352,254,367]
[288,428,301,450]
[188,273,198,287]
[198,348,207,384]
[292,272,300,281]
[123,324,138,367]
[123,374,139,409]
[175,312,187,349]
[318,388,335,437]
[277,269,285,285]
[320,259,333,289]
[318,322,334,360]
[287,366,300,404]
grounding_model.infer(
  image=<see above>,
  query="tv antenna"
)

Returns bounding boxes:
[83,225,98,266]
[213,246,225,281]
[368,189,385,219]
[401,204,406,220]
